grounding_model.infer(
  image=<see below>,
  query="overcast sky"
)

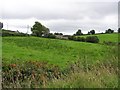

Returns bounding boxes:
[0,0,119,35]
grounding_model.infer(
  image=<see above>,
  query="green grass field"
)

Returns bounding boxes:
[2,33,118,88]
[78,33,118,43]
[2,35,117,68]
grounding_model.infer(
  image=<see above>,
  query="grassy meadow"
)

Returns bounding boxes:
[78,33,118,43]
[2,33,119,88]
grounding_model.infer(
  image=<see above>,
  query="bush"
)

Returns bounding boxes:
[69,36,99,43]
[68,36,76,40]
[86,36,99,43]
[2,29,29,37]
[2,61,62,88]
[44,33,56,39]
[76,37,85,42]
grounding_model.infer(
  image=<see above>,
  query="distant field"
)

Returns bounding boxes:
[78,33,118,43]
[2,33,118,88]
[2,34,118,68]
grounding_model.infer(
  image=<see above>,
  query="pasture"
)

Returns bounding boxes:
[2,33,118,88]
[78,33,118,43]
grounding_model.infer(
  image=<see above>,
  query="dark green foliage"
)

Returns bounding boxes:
[86,36,99,43]
[118,28,120,33]
[68,36,75,40]
[68,35,99,43]
[44,33,56,39]
[2,29,29,37]
[74,29,83,36]
[87,31,91,35]
[105,29,114,34]
[88,30,95,35]
[0,22,3,29]
[68,36,78,41]
[76,37,85,42]
[90,30,95,34]
[31,21,50,37]
[54,32,63,35]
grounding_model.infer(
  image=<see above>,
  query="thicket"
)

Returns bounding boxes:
[68,36,99,43]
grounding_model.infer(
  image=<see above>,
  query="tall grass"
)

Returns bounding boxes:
[2,55,118,88]
[45,54,118,88]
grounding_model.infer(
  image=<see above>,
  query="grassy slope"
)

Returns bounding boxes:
[2,34,118,69]
[78,33,118,43]
[2,34,118,88]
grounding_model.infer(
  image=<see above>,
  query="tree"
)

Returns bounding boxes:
[74,29,83,36]
[54,32,63,35]
[31,21,50,37]
[118,28,120,33]
[0,22,3,29]
[90,30,95,34]
[44,33,56,39]
[87,31,91,35]
[105,29,114,34]
[86,36,99,43]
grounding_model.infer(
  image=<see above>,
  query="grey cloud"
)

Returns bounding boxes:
[0,1,118,34]
[46,19,117,34]
[118,1,120,27]
[1,2,117,20]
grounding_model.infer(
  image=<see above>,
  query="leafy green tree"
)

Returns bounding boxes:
[90,30,95,34]
[118,28,120,33]
[75,29,83,36]
[31,21,50,37]
[0,22,3,29]
[87,31,91,35]
[54,32,63,35]
[105,29,114,34]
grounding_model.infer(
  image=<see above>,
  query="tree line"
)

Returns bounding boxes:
[1,21,120,42]
[31,21,119,37]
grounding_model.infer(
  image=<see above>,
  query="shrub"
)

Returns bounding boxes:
[68,36,76,40]
[2,29,29,37]
[2,61,62,88]
[86,36,99,43]
[76,37,85,42]
[69,36,99,43]
[44,33,56,39]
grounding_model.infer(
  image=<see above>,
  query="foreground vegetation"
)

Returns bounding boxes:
[2,57,118,88]
[2,33,118,88]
